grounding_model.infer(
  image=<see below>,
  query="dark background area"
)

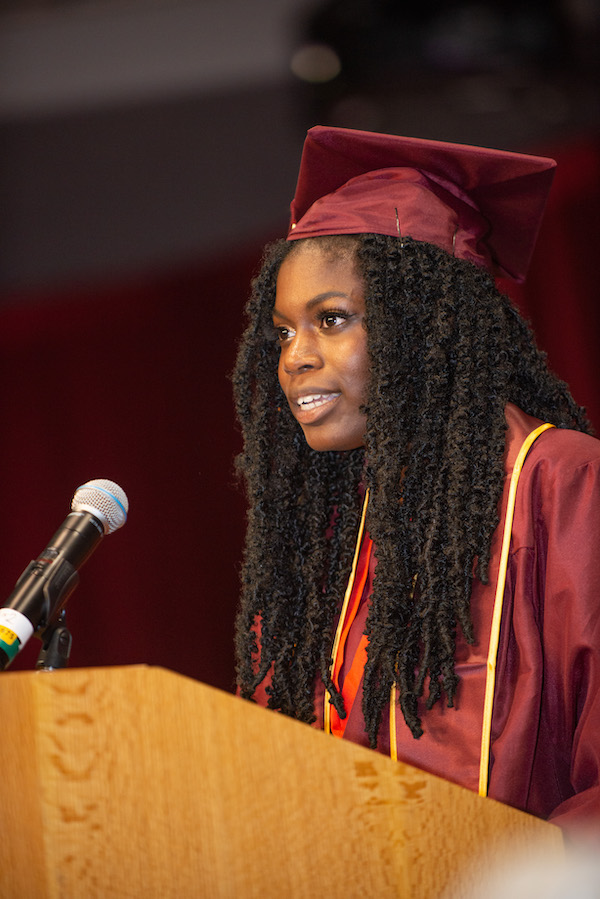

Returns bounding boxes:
[1,0,598,688]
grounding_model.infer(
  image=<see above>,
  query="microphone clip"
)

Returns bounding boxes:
[36,611,73,670]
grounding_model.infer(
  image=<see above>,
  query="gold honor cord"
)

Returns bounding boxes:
[478,422,555,797]
[390,683,398,761]
[325,488,370,736]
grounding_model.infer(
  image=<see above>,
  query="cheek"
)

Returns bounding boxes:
[345,338,369,404]
[358,354,370,401]
[277,353,286,389]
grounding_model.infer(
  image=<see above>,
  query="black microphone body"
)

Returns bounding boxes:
[0,479,128,670]
[10,510,103,621]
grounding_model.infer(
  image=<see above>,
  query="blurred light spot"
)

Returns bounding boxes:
[290,43,342,83]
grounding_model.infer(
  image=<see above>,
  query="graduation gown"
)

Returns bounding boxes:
[253,405,600,830]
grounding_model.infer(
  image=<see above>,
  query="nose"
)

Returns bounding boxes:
[282,328,323,374]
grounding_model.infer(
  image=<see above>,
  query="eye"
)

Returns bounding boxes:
[319,309,351,329]
[272,324,295,343]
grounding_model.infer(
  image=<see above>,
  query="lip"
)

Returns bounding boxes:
[289,390,342,424]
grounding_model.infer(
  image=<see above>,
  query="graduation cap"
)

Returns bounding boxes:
[288,125,556,282]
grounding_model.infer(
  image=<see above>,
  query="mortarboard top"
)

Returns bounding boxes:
[288,125,556,282]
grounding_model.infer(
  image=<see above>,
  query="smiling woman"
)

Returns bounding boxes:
[273,239,368,451]
[232,125,600,834]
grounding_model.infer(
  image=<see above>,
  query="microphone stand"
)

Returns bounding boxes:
[36,611,72,670]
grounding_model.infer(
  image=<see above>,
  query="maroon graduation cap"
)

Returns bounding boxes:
[288,125,556,282]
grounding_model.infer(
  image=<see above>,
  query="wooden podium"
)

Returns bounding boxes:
[0,666,561,897]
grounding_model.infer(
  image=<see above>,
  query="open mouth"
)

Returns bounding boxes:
[292,392,342,424]
[296,392,341,412]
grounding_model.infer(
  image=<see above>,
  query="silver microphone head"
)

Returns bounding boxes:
[71,479,129,535]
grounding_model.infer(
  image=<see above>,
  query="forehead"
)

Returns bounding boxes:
[275,241,364,310]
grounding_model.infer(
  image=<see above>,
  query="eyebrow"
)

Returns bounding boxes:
[272,290,351,319]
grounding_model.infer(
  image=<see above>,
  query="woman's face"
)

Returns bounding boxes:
[273,241,369,452]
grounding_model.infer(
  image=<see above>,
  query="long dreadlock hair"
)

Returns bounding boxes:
[233,233,590,746]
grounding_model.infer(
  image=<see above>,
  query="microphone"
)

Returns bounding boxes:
[0,479,128,671]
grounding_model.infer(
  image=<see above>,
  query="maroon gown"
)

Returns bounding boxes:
[252,405,600,831]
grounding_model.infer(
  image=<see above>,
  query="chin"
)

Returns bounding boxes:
[301,427,365,453]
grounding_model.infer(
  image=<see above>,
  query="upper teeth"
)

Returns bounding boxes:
[297,394,340,410]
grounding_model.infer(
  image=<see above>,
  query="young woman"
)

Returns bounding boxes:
[233,126,600,831]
